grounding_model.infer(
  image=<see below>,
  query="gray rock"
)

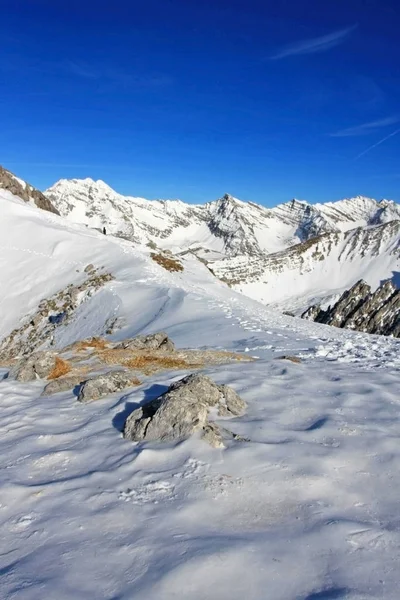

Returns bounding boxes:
[202,422,225,448]
[123,373,246,446]
[301,279,400,337]
[42,375,83,396]
[216,384,247,417]
[78,370,139,402]
[0,165,59,214]
[12,351,58,382]
[84,264,95,273]
[115,332,175,352]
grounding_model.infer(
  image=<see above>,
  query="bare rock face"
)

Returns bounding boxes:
[0,165,59,215]
[12,351,58,382]
[78,370,140,402]
[123,373,246,447]
[301,305,321,321]
[114,332,175,352]
[301,279,400,337]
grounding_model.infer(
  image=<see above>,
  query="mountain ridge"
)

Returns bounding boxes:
[1,167,397,317]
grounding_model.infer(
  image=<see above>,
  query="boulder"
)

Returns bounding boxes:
[42,375,83,396]
[12,351,58,382]
[115,332,175,352]
[123,373,246,446]
[84,264,95,273]
[78,370,140,402]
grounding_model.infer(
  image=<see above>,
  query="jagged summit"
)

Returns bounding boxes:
[42,175,400,313]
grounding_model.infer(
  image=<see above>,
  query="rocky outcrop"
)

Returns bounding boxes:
[114,332,175,352]
[0,268,114,362]
[12,351,58,382]
[123,373,246,447]
[0,165,59,215]
[42,375,84,396]
[301,279,400,337]
[77,370,140,402]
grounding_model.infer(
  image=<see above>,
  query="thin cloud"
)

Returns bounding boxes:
[66,61,173,88]
[270,25,356,60]
[332,116,400,137]
[355,128,400,160]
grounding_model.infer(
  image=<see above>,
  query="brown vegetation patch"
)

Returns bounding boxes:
[48,357,72,379]
[122,354,198,374]
[150,252,184,272]
[74,337,109,352]
[98,348,197,374]
[94,347,253,375]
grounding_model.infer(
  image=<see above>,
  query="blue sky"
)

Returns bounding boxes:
[1,0,400,205]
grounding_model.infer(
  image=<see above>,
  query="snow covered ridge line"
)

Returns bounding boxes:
[302,279,400,337]
[44,176,400,259]
[2,165,399,319]
[0,165,59,215]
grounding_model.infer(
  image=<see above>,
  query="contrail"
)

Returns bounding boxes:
[270,25,356,60]
[355,127,400,160]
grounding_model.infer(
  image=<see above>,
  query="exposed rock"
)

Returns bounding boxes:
[301,279,400,337]
[12,351,58,382]
[0,165,59,214]
[202,422,225,448]
[276,355,302,364]
[216,384,248,416]
[84,264,95,273]
[123,373,246,446]
[114,332,175,352]
[78,370,140,402]
[0,269,114,362]
[42,375,84,396]
[301,305,320,321]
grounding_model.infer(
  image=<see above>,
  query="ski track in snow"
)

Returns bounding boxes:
[0,193,400,599]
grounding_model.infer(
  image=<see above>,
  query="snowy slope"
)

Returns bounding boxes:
[1,189,400,599]
[212,221,400,312]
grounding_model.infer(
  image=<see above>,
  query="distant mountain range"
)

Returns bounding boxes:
[45,176,400,312]
[0,165,398,316]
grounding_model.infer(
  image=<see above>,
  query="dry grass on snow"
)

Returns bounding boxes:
[74,337,109,352]
[150,252,184,273]
[48,357,72,380]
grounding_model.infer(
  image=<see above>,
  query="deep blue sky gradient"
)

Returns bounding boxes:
[1,0,400,204]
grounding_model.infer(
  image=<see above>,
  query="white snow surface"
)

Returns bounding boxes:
[1,189,400,599]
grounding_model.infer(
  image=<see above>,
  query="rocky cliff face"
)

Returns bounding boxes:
[301,279,400,337]
[0,166,59,215]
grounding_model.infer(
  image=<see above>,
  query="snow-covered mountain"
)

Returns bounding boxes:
[45,177,400,311]
[212,220,400,312]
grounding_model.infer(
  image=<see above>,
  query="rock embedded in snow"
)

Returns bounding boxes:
[114,332,175,352]
[301,279,400,337]
[84,264,95,273]
[276,355,302,364]
[123,373,246,447]
[12,351,59,382]
[77,370,140,402]
[42,375,84,396]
